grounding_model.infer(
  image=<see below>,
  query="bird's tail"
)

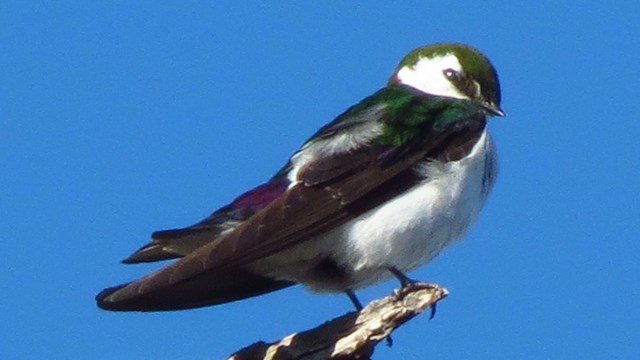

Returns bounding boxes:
[96,269,294,311]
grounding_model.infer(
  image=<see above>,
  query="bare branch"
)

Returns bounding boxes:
[228,283,448,360]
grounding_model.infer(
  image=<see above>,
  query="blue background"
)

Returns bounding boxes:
[2,2,639,359]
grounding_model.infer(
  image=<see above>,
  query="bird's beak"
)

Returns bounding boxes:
[483,102,505,117]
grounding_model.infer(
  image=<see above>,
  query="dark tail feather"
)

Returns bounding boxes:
[96,270,294,312]
[121,228,218,264]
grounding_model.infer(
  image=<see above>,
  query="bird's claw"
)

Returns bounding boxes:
[429,302,437,320]
[385,335,393,347]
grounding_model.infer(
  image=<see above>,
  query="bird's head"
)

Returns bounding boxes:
[390,43,504,117]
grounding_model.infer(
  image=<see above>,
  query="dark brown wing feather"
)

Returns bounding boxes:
[122,178,291,264]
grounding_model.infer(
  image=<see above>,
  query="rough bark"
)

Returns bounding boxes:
[227,283,448,360]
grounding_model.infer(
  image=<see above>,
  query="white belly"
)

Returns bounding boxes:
[252,130,497,292]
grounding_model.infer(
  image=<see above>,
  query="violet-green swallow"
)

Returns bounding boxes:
[97,43,503,312]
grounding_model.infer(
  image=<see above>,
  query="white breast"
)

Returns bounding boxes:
[318,130,497,290]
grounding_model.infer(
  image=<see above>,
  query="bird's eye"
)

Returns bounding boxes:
[443,68,462,81]
[443,68,479,99]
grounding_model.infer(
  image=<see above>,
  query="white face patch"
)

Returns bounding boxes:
[396,53,470,100]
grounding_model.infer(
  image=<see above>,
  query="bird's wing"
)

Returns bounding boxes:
[97,89,488,311]
[121,177,291,263]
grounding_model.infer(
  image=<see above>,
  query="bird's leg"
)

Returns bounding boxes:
[346,289,393,346]
[387,266,437,320]
[387,266,417,287]
[345,289,363,311]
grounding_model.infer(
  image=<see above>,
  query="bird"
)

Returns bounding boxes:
[96,43,504,312]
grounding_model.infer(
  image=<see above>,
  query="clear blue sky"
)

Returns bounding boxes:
[2,2,639,359]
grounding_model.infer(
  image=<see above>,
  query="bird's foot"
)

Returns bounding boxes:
[387,267,440,320]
